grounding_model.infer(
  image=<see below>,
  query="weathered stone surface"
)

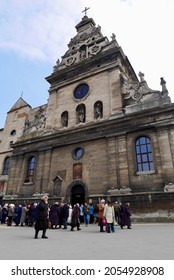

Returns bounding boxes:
[0,15,174,214]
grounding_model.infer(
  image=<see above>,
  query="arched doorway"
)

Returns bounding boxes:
[71,184,85,207]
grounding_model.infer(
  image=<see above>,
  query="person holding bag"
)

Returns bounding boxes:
[103,200,115,233]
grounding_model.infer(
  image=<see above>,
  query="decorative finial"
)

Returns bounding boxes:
[160,77,168,93]
[82,7,90,16]
[56,59,60,66]
[20,91,23,98]
[138,71,145,82]
[111,33,116,41]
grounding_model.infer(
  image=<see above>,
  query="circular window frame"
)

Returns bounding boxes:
[72,147,84,160]
[73,83,89,101]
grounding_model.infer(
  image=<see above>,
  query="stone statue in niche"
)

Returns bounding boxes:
[80,45,87,60]
[95,102,102,119]
[53,176,62,196]
[78,107,85,123]
[62,112,68,127]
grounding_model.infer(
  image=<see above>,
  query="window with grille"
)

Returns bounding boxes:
[2,157,10,175]
[25,156,36,183]
[135,136,154,172]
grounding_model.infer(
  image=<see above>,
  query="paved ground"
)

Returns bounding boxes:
[0,223,173,260]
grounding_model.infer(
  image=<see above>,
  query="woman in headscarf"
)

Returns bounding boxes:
[34,195,49,239]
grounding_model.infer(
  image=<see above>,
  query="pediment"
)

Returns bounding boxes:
[52,15,119,73]
[8,98,31,113]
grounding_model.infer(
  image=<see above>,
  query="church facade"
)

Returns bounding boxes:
[1,14,174,211]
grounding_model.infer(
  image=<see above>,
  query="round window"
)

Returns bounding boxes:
[73,147,84,160]
[73,83,89,100]
[10,130,16,136]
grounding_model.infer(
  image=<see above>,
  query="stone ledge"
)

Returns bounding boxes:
[132,217,174,223]
[132,211,174,223]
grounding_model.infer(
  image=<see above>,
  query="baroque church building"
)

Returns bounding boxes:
[1,14,174,212]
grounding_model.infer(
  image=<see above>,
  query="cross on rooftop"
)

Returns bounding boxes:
[82,7,90,16]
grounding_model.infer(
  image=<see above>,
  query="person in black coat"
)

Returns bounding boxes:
[61,202,69,229]
[120,202,132,229]
[13,204,22,226]
[49,202,60,229]
[34,196,49,239]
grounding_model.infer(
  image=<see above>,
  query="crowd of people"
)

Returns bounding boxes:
[0,197,132,238]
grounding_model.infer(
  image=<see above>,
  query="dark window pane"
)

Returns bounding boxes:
[25,157,36,183]
[2,157,10,175]
[10,130,16,136]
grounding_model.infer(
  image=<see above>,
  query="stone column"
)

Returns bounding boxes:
[36,148,53,194]
[117,134,130,187]
[109,68,123,114]
[8,154,24,194]
[106,136,118,189]
[168,129,174,167]
[157,128,174,182]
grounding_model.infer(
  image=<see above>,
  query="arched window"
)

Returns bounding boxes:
[135,136,154,172]
[25,156,36,183]
[76,104,86,124]
[94,101,103,119]
[2,157,11,175]
[10,130,16,136]
[61,111,68,127]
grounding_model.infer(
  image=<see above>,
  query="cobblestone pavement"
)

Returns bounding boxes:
[0,223,173,260]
